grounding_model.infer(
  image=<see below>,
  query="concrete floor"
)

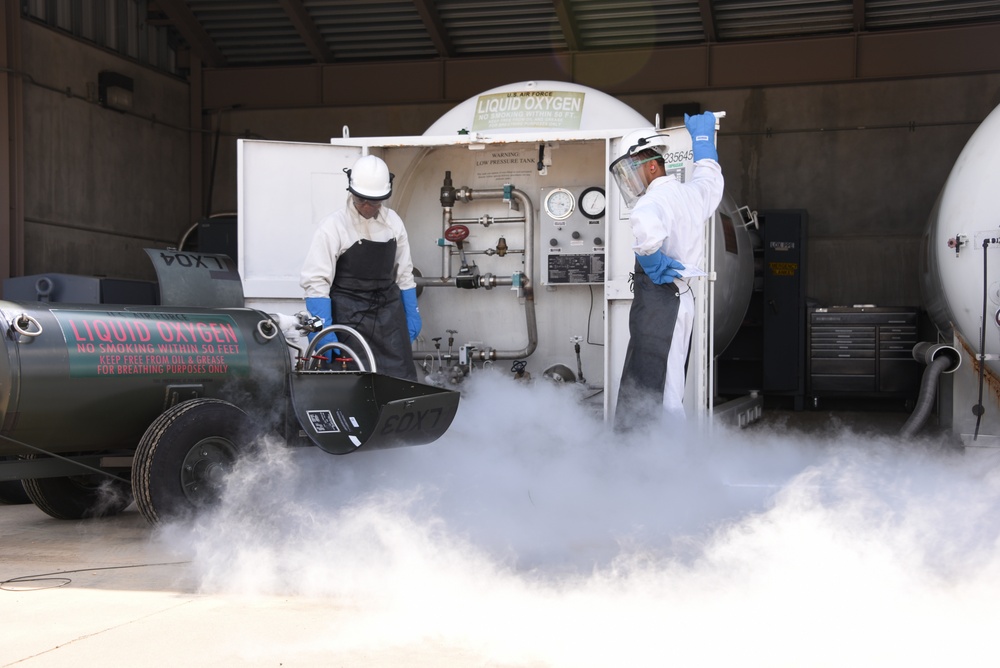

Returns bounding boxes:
[0,400,953,667]
[748,393,940,437]
[753,403,909,435]
[0,502,504,667]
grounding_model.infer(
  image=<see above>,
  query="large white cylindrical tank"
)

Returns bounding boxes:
[922,101,1000,362]
[426,80,648,136]
[419,80,753,355]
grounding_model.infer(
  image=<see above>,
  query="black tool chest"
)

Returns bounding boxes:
[807,306,921,401]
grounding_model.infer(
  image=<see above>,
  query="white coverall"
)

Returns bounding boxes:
[300,197,416,298]
[300,197,418,379]
[629,159,724,415]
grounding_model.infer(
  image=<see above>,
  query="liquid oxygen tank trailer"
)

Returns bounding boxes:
[0,249,459,523]
[238,81,759,428]
[920,99,1000,445]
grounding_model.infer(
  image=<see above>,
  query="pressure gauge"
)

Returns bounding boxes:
[543,188,575,221]
[579,186,606,219]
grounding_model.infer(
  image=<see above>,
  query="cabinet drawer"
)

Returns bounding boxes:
[879,349,916,360]
[812,325,876,334]
[811,312,915,325]
[810,358,876,375]
[811,337,877,347]
[879,336,916,345]
[812,326,875,336]
[811,347,875,358]
[878,343,913,360]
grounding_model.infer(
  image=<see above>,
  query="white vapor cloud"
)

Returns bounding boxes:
[158,372,1000,667]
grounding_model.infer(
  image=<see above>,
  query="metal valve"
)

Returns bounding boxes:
[296,311,324,333]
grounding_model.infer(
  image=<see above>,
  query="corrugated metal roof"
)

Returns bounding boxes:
[188,0,313,64]
[436,0,565,55]
[308,0,439,61]
[23,0,1000,71]
[573,0,707,49]
[865,0,1000,30]
[714,0,854,40]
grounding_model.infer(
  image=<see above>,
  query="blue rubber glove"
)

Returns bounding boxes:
[636,252,685,285]
[304,296,338,355]
[400,287,421,342]
[685,111,719,162]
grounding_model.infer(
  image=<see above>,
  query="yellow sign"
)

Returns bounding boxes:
[769,262,798,276]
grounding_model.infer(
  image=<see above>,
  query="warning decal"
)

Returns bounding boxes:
[472,91,585,131]
[769,262,799,277]
[54,309,250,378]
[307,410,340,434]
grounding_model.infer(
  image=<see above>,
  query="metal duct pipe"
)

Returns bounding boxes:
[899,342,963,438]
[911,341,962,372]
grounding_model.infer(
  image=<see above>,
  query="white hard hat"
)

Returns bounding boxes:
[608,128,670,209]
[345,154,393,200]
[618,128,670,160]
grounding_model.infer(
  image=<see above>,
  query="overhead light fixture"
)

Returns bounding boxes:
[98,71,133,111]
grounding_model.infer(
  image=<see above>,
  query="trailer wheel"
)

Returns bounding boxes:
[132,398,255,524]
[20,456,133,520]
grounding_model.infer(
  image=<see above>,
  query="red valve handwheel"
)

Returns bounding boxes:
[444,224,470,243]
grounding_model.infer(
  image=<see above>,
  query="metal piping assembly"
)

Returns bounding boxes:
[413,172,539,370]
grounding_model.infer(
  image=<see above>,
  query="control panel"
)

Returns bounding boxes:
[541,185,606,285]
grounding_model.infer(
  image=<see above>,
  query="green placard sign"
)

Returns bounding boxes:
[54,310,250,378]
[472,91,585,131]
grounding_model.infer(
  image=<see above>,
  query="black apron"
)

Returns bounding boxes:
[613,258,681,433]
[331,238,417,381]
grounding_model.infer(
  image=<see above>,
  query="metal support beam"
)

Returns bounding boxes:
[279,0,334,63]
[189,58,204,225]
[412,0,453,58]
[698,0,717,43]
[551,0,580,52]
[0,455,120,481]
[1,0,24,279]
[854,0,866,33]
[154,0,226,68]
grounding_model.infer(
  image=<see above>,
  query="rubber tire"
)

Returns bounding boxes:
[20,454,133,520]
[132,398,254,525]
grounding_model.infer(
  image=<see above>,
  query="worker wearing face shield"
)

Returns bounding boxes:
[300,154,421,381]
[609,112,724,429]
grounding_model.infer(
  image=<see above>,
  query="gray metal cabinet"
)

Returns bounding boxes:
[808,307,921,404]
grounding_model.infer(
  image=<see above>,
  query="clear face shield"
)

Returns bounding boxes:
[350,193,386,219]
[609,153,659,209]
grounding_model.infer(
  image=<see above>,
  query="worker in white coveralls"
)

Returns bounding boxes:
[300,154,421,381]
[609,111,723,431]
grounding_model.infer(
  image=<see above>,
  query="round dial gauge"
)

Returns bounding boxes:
[579,186,606,219]
[544,188,575,221]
